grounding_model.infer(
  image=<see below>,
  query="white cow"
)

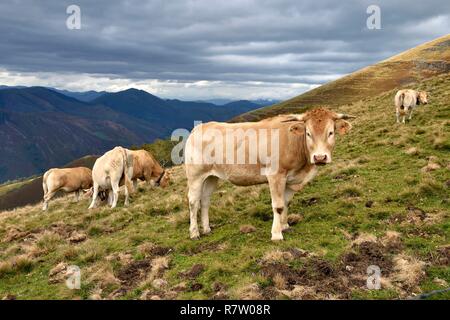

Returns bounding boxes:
[394,89,428,123]
[89,146,134,209]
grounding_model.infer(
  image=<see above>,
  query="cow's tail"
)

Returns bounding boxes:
[121,147,134,193]
[42,169,53,196]
[397,92,405,110]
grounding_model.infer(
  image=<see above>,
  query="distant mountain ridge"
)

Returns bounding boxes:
[50,89,107,102]
[0,86,263,182]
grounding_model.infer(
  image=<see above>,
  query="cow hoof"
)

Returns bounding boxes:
[190,230,200,240]
[271,233,283,241]
[281,224,290,231]
[202,227,211,235]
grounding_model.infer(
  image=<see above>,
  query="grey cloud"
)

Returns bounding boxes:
[0,0,448,99]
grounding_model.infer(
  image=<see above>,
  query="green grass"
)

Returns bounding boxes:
[0,73,449,300]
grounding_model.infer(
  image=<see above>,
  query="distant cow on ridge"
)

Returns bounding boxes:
[394,89,428,123]
[185,108,355,241]
[42,167,93,210]
[89,146,134,209]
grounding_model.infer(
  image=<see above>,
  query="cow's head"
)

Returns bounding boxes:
[285,108,355,165]
[417,91,428,105]
[155,170,170,188]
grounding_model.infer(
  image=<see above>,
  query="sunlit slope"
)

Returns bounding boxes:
[232,34,450,122]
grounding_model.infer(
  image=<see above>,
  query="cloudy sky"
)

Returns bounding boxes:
[0,0,448,100]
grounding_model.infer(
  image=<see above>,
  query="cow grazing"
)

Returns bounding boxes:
[126,149,170,188]
[185,108,355,241]
[395,89,428,123]
[89,146,134,209]
[42,167,93,211]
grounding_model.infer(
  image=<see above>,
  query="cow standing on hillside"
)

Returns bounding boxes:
[42,167,93,210]
[125,149,170,189]
[89,146,134,209]
[394,89,428,123]
[185,108,355,241]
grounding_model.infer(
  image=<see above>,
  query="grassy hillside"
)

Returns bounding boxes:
[0,72,448,300]
[232,34,450,122]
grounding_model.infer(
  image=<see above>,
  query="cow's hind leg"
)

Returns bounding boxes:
[408,108,414,120]
[267,174,287,241]
[188,178,203,239]
[111,181,120,208]
[201,176,218,235]
[88,183,99,209]
[281,187,296,231]
[107,190,113,206]
[124,186,130,206]
[42,190,56,211]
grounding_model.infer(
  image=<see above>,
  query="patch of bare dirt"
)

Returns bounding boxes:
[2,227,30,242]
[179,263,205,279]
[112,256,170,298]
[301,197,320,206]
[48,262,68,284]
[68,231,87,243]
[257,232,412,299]
[287,214,303,225]
[186,241,222,255]
[7,222,79,245]
[139,243,173,257]
[427,245,450,266]
[239,225,256,233]
[116,259,152,287]
[189,282,204,291]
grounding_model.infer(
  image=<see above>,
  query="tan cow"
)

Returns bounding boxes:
[89,146,134,209]
[126,149,170,188]
[42,167,93,211]
[185,108,355,241]
[395,89,428,123]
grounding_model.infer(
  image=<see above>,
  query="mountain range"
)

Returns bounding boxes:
[0,87,263,182]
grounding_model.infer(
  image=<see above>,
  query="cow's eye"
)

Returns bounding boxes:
[329,131,334,137]
[306,132,312,138]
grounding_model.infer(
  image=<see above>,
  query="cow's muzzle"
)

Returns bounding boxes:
[313,154,328,165]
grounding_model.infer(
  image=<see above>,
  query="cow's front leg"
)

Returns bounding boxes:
[88,183,99,209]
[267,174,287,241]
[188,178,203,239]
[74,190,80,202]
[281,187,296,231]
[200,176,218,235]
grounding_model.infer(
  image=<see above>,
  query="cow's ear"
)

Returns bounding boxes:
[335,120,352,135]
[289,123,304,135]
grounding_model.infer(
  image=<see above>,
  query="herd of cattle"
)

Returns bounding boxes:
[42,147,169,211]
[40,89,428,240]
